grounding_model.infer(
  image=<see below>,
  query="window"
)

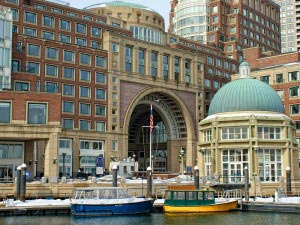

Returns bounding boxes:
[67,12,77,17]
[45,82,58,93]
[35,4,46,10]
[96,88,106,100]
[138,49,145,75]
[276,74,283,83]
[80,103,90,115]
[52,8,62,14]
[95,105,106,116]
[62,84,74,96]
[46,47,58,60]
[46,65,57,77]
[174,57,180,82]
[80,70,90,81]
[7,0,19,4]
[288,71,299,81]
[96,121,106,132]
[64,50,75,62]
[60,19,70,31]
[42,31,54,40]
[214,81,219,89]
[62,118,73,130]
[80,120,90,131]
[96,72,106,84]
[62,101,74,113]
[24,27,36,37]
[289,86,299,97]
[83,15,92,21]
[125,46,132,72]
[27,62,39,74]
[91,41,101,49]
[112,43,119,52]
[258,149,282,182]
[63,67,74,79]
[151,52,158,77]
[212,6,218,13]
[27,44,40,56]
[92,27,101,37]
[207,56,214,65]
[290,104,300,114]
[60,34,71,43]
[0,102,10,123]
[28,103,46,124]
[11,9,18,20]
[112,140,117,151]
[277,90,284,98]
[76,38,86,46]
[15,81,29,91]
[43,15,54,27]
[163,55,169,79]
[12,60,20,72]
[80,86,90,98]
[24,12,36,23]
[221,127,248,140]
[257,127,281,139]
[204,79,211,88]
[96,56,106,68]
[260,76,270,84]
[203,129,212,142]
[185,60,191,83]
[76,23,86,34]
[80,53,91,65]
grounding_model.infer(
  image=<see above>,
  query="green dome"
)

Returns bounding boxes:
[85,1,156,12]
[208,78,285,115]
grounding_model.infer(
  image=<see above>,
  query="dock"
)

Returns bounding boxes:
[242,202,300,213]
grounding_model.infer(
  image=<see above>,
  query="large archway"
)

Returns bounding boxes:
[123,88,197,173]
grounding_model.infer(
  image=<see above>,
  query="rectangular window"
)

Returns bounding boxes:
[80,86,91,98]
[45,82,58,93]
[27,62,39,74]
[96,72,106,84]
[63,50,75,62]
[28,103,46,124]
[96,88,106,100]
[258,149,282,182]
[288,71,299,81]
[80,53,91,65]
[62,101,74,113]
[35,4,46,10]
[203,129,212,142]
[289,86,299,97]
[125,46,132,72]
[24,12,36,23]
[42,31,54,40]
[0,102,10,123]
[43,15,54,27]
[15,81,29,91]
[257,127,281,139]
[12,60,20,72]
[138,49,145,75]
[151,52,158,77]
[207,56,214,65]
[221,127,248,140]
[60,19,70,31]
[95,105,106,116]
[96,56,106,68]
[163,55,169,79]
[96,121,106,132]
[80,70,90,81]
[92,26,101,37]
[62,118,73,130]
[174,57,180,82]
[76,38,86,46]
[112,43,119,52]
[80,120,90,131]
[62,84,74,96]
[27,44,40,57]
[67,12,77,17]
[80,103,91,115]
[63,67,74,79]
[91,41,101,49]
[60,34,71,43]
[46,47,58,60]
[11,9,18,20]
[260,76,270,84]
[24,27,36,37]
[52,8,62,14]
[76,23,86,34]
[185,60,191,83]
[276,74,283,83]
[290,104,300,114]
[46,65,57,77]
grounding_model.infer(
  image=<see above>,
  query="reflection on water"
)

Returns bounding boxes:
[1,212,300,225]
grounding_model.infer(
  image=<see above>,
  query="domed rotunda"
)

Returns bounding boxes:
[198,61,299,195]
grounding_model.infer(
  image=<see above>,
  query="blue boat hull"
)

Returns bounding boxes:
[71,199,154,216]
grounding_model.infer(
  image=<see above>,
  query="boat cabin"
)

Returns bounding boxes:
[164,189,215,206]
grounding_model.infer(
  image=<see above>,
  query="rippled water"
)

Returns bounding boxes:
[1,212,300,225]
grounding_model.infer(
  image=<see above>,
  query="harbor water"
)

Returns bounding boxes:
[1,212,300,225]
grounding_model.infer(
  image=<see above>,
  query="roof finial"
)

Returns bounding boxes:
[239,60,251,79]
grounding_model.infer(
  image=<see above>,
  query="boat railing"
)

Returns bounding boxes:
[217,189,243,201]
[200,175,245,185]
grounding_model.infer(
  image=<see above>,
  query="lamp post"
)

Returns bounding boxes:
[286,166,291,196]
[179,148,185,175]
[62,153,66,177]
[253,172,257,201]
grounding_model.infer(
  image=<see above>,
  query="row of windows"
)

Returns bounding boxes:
[202,126,281,141]
[62,102,106,116]
[13,60,106,83]
[62,118,106,132]
[25,45,106,67]
[259,71,300,85]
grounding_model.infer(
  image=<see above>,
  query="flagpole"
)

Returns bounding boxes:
[149,104,152,171]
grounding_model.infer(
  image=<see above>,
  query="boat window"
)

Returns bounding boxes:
[174,191,185,200]
[186,192,197,200]
[165,191,171,200]
[204,191,214,200]
[198,191,203,200]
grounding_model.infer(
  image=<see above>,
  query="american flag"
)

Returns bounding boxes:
[150,105,154,133]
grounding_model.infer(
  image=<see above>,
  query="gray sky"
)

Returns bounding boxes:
[64,0,170,30]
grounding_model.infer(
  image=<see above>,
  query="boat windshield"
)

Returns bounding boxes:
[74,188,132,200]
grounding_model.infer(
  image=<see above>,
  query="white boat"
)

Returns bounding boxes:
[70,187,154,216]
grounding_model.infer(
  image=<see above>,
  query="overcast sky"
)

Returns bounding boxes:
[63,0,171,30]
